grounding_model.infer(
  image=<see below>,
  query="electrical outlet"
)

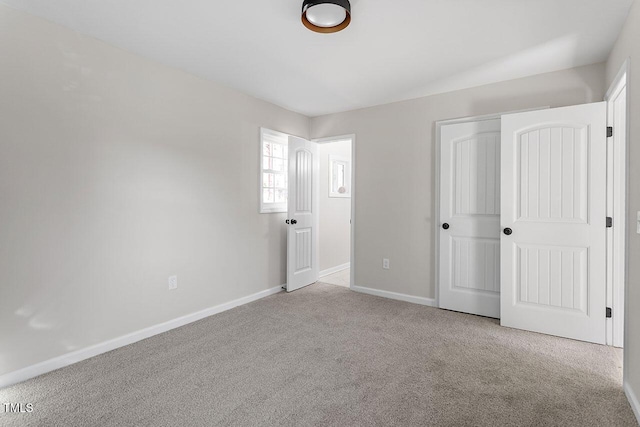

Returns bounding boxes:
[382,258,390,270]
[168,275,178,290]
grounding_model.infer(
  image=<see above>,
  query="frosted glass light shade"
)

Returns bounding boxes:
[302,0,351,33]
[306,4,347,28]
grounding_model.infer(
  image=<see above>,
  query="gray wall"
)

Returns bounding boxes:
[606,0,640,413]
[310,63,606,299]
[318,140,352,273]
[0,6,308,376]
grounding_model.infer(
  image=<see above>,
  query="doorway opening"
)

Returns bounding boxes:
[314,135,354,289]
[267,130,356,293]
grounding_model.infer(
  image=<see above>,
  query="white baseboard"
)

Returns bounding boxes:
[625,381,640,425]
[0,285,283,389]
[351,285,437,307]
[319,262,350,278]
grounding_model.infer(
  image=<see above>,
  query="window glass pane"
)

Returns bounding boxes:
[275,189,287,203]
[337,163,345,187]
[332,162,346,192]
[272,158,284,172]
[260,129,289,213]
[263,188,274,204]
[275,173,286,188]
[263,173,274,188]
[273,143,284,159]
[263,156,272,171]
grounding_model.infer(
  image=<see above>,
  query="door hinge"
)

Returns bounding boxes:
[607,126,613,138]
[606,307,612,318]
[606,217,613,228]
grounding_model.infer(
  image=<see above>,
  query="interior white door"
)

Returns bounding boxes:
[500,102,607,344]
[286,135,319,292]
[439,119,501,318]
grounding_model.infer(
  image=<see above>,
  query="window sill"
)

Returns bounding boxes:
[260,207,287,214]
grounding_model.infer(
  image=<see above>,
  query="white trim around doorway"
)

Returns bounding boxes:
[604,58,629,351]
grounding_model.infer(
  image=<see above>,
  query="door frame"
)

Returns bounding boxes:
[312,134,357,290]
[604,59,630,349]
[434,108,549,309]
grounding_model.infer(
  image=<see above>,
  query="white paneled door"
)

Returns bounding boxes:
[286,136,319,292]
[500,103,607,344]
[439,119,502,318]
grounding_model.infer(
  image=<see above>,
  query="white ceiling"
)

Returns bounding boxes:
[1,0,633,116]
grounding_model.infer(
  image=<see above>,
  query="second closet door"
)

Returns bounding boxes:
[439,119,501,318]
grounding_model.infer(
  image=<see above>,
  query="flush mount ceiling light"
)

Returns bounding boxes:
[302,0,351,34]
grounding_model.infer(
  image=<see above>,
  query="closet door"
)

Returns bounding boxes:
[500,103,607,344]
[439,119,501,318]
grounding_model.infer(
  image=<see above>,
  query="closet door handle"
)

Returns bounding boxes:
[442,223,450,230]
[503,228,513,236]
[285,219,290,224]
[291,219,298,225]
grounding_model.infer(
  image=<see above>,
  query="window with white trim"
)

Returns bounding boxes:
[260,128,288,213]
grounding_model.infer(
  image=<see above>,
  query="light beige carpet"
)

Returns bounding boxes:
[1,283,637,426]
